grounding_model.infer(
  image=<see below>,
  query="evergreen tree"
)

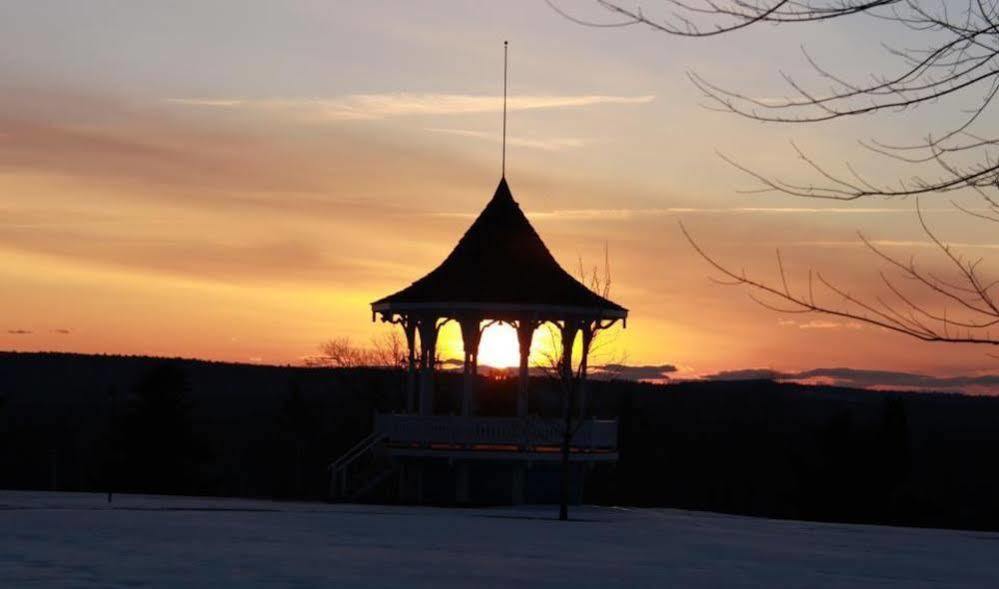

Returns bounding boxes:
[120,363,201,494]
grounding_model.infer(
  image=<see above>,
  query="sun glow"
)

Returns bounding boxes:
[476,324,522,368]
[438,321,557,370]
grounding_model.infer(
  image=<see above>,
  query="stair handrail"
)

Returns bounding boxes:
[329,430,385,474]
[349,463,398,500]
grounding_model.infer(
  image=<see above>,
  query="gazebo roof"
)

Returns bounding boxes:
[372,178,627,319]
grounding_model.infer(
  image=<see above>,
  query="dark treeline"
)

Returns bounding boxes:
[1,351,998,531]
[0,352,400,500]
[588,379,999,532]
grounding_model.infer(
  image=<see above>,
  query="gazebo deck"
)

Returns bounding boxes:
[384,446,619,462]
[375,413,618,462]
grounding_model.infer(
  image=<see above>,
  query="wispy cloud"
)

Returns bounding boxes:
[779,318,864,330]
[167,93,655,121]
[797,240,999,250]
[595,363,677,381]
[425,127,587,151]
[700,366,999,394]
[431,206,949,221]
[167,99,245,107]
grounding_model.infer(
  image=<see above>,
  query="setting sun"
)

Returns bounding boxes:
[437,320,554,370]
[476,324,522,368]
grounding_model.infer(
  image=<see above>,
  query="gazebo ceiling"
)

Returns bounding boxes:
[372,177,627,320]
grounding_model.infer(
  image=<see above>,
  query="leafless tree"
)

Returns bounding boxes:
[306,332,407,368]
[538,247,625,520]
[369,331,408,368]
[551,0,999,347]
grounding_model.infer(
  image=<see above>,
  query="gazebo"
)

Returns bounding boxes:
[329,40,627,505]
[326,176,628,505]
[371,176,627,419]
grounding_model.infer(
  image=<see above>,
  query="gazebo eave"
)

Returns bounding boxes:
[370,300,627,325]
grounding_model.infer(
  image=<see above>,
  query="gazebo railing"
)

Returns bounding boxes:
[374,413,618,451]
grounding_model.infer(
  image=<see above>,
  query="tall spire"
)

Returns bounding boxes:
[502,40,508,178]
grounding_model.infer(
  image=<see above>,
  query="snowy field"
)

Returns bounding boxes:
[2,491,998,588]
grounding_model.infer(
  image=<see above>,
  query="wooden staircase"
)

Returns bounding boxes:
[328,431,396,502]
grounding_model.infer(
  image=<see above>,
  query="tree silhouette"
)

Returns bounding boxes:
[105,385,118,503]
[119,363,202,494]
[274,381,322,498]
[877,396,912,513]
[306,332,407,368]
[539,249,624,520]
[554,0,999,347]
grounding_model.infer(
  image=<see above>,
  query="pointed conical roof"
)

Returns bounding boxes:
[372,178,627,319]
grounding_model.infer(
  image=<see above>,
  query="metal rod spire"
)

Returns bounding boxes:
[502,40,508,178]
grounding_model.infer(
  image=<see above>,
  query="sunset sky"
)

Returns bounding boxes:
[3,1,999,387]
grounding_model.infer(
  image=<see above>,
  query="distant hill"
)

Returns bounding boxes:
[2,351,998,531]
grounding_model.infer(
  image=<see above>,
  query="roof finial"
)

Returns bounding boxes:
[502,40,508,179]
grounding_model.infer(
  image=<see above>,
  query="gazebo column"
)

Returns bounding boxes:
[404,319,417,414]
[515,318,537,418]
[416,316,439,417]
[456,316,482,505]
[578,322,594,420]
[458,316,483,417]
[414,316,439,506]
[512,317,537,505]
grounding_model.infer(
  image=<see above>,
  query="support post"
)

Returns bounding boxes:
[578,322,594,420]
[459,316,483,417]
[456,463,470,504]
[516,318,536,418]
[416,317,439,417]
[515,317,536,505]
[416,463,424,505]
[456,316,482,504]
[512,464,526,505]
[397,461,406,502]
[404,319,417,414]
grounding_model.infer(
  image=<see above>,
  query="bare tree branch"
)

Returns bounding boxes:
[680,217,999,345]
[551,1,999,202]
[553,1,999,354]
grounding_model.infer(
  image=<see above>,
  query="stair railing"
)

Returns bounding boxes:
[328,430,386,500]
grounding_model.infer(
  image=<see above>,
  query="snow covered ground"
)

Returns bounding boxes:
[2,491,997,588]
